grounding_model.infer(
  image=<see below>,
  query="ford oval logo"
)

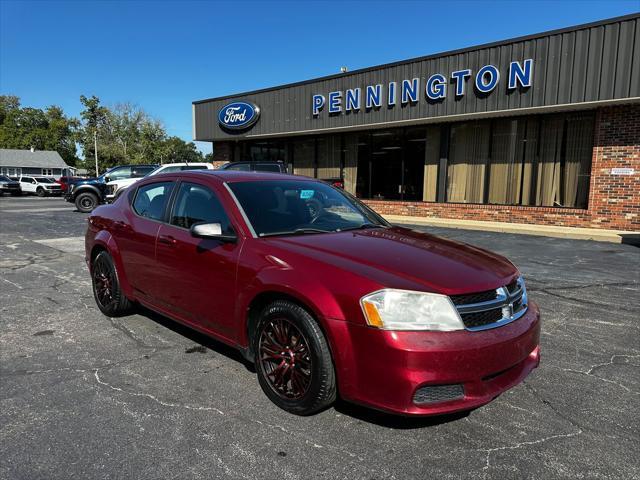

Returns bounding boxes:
[218,101,260,130]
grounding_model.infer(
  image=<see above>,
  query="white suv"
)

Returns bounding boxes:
[18,176,63,197]
[105,163,213,201]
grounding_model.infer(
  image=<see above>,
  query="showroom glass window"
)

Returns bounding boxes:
[445,112,594,208]
[240,111,594,209]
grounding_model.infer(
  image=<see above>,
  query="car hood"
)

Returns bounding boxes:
[107,178,137,186]
[73,177,102,185]
[265,227,518,295]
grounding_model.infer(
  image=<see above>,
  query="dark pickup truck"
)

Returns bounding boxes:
[65,164,156,212]
[0,175,22,196]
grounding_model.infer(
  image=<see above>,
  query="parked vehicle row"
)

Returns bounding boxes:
[0,175,64,197]
[0,175,22,196]
[105,162,213,202]
[86,170,540,417]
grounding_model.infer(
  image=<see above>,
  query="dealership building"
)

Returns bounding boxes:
[194,14,639,231]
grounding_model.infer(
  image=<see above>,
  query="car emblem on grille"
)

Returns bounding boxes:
[497,287,513,319]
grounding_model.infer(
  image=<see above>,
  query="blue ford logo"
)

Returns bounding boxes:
[218,101,260,130]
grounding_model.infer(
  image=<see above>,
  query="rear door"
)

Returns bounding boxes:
[20,177,36,193]
[154,180,242,340]
[114,181,175,300]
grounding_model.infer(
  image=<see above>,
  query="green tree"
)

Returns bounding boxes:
[0,95,80,166]
[79,95,109,174]
[158,136,204,164]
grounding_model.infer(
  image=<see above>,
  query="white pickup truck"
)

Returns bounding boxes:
[105,162,214,201]
[18,176,63,196]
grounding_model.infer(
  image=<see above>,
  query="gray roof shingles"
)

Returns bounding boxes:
[0,149,70,169]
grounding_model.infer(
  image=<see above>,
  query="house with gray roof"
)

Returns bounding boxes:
[0,148,75,179]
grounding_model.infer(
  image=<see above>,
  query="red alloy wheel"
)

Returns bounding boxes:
[258,318,313,399]
[93,255,115,308]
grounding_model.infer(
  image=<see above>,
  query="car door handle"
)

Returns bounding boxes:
[158,234,177,246]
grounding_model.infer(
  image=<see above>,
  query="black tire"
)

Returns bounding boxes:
[91,251,133,317]
[36,187,46,197]
[75,191,98,213]
[253,300,336,415]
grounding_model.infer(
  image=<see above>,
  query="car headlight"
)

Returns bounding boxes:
[360,289,464,331]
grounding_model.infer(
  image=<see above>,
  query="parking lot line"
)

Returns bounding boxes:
[0,207,73,213]
[34,236,85,254]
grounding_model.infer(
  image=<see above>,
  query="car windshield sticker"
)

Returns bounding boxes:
[300,190,314,199]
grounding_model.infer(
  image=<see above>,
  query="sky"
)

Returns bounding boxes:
[1,0,638,154]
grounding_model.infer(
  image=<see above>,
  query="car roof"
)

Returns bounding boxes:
[160,162,211,166]
[151,169,312,183]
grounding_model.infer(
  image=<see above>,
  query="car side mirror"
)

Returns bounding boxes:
[190,222,237,243]
[104,175,110,183]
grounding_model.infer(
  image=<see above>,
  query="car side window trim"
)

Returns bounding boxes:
[223,182,257,238]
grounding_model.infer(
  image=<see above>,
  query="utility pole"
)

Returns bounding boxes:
[93,129,99,176]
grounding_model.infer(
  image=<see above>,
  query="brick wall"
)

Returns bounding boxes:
[364,104,639,231]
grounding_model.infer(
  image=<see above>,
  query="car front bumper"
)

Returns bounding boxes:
[327,301,541,416]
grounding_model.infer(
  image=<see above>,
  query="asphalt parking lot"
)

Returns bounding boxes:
[1,195,638,480]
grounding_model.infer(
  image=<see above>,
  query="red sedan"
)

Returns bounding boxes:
[85,171,540,416]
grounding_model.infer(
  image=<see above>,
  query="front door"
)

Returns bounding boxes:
[154,181,241,342]
[115,181,174,299]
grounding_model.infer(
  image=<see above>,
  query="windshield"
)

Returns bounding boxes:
[0,175,10,181]
[35,177,55,183]
[228,179,389,237]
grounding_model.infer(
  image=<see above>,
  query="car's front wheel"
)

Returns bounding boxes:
[254,300,336,415]
[36,187,46,197]
[91,251,133,316]
[75,192,98,212]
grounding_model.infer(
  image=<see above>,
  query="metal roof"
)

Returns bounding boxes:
[0,149,70,169]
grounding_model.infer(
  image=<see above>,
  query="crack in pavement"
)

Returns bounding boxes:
[587,354,640,375]
[548,355,640,395]
[93,369,226,415]
[478,429,583,472]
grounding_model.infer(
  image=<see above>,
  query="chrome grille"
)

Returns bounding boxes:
[453,276,528,331]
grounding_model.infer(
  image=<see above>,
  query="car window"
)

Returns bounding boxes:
[225,163,251,171]
[133,166,156,177]
[158,166,182,174]
[253,163,282,173]
[132,182,174,221]
[107,167,132,181]
[182,165,208,171]
[170,182,232,232]
[229,179,387,237]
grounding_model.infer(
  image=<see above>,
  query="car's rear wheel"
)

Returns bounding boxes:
[91,251,133,316]
[254,300,336,415]
[75,192,98,212]
[36,187,46,197]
